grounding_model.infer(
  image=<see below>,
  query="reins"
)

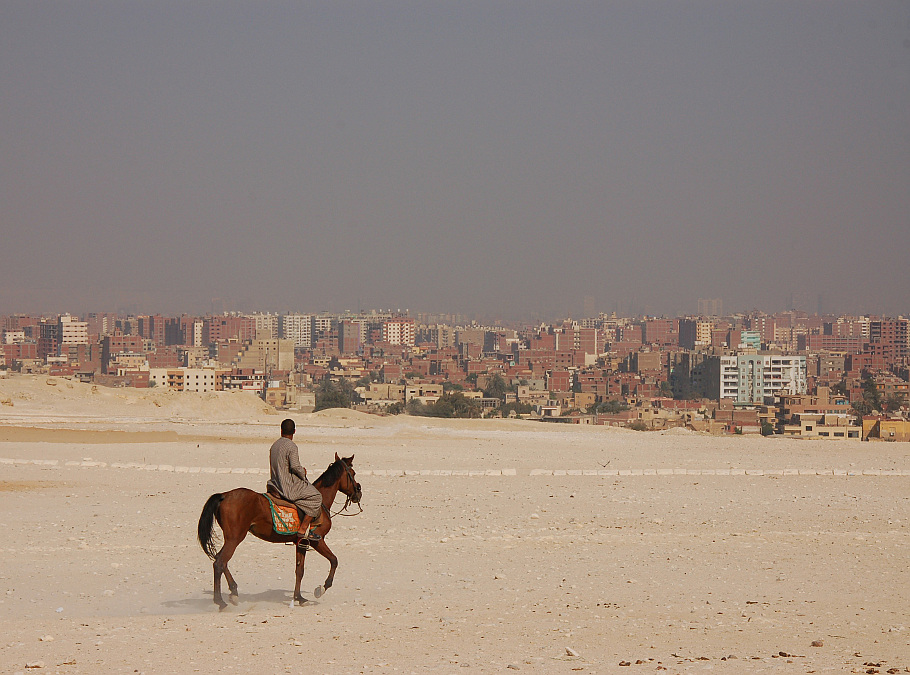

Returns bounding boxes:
[324,496,363,518]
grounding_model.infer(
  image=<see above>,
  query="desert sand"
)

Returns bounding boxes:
[0,376,908,674]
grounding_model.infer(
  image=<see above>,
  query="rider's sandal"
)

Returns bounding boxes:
[298,528,321,544]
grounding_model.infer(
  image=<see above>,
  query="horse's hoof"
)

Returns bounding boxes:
[217,604,229,612]
[294,597,308,606]
[313,585,324,599]
[229,595,239,606]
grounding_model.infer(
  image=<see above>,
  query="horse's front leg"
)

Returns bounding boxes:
[310,540,338,596]
[293,546,308,605]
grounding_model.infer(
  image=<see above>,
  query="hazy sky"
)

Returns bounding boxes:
[2,2,909,320]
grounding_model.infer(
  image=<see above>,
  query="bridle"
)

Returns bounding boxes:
[324,460,363,518]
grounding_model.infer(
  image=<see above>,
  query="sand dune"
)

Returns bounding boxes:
[0,375,908,673]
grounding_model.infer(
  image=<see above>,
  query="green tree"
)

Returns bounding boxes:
[500,401,535,417]
[669,367,696,400]
[482,374,508,400]
[760,420,775,436]
[595,399,630,414]
[406,398,428,416]
[314,379,353,412]
[627,420,648,431]
[852,376,883,416]
[884,393,905,413]
[424,392,481,418]
[830,378,848,397]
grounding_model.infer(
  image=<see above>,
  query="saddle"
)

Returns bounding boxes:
[264,487,324,536]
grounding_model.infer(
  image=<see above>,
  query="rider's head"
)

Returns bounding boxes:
[280,418,295,438]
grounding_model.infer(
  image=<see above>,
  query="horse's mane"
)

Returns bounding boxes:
[313,458,347,488]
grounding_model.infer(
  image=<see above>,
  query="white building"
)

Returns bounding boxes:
[191,319,204,347]
[312,315,335,338]
[279,314,314,348]
[58,314,89,346]
[2,330,26,344]
[713,354,807,404]
[382,319,415,346]
[149,368,221,393]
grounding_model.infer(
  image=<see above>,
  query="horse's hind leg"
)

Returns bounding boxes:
[213,535,244,609]
[212,552,227,610]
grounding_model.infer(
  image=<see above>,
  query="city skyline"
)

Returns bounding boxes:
[0,296,908,326]
[2,3,909,319]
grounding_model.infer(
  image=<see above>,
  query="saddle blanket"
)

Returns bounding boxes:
[263,493,300,535]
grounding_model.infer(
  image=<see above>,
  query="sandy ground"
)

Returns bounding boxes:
[0,376,909,674]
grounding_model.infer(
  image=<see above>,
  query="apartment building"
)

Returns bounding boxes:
[2,330,26,344]
[382,318,416,346]
[250,313,279,340]
[279,314,314,348]
[708,354,807,404]
[868,318,909,364]
[148,368,224,392]
[679,319,714,349]
[58,315,89,348]
[233,339,295,371]
[312,315,335,339]
[339,319,368,355]
[697,298,723,317]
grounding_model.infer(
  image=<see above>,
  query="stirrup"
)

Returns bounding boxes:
[297,528,321,543]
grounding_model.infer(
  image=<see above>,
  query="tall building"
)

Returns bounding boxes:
[57,314,89,348]
[339,319,367,355]
[583,295,596,318]
[698,298,723,317]
[233,339,294,371]
[642,319,676,346]
[279,314,314,348]
[312,315,335,339]
[707,354,807,404]
[679,319,714,349]
[136,314,165,346]
[424,324,456,349]
[868,318,909,364]
[205,315,255,344]
[249,313,278,340]
[382,318,415,346]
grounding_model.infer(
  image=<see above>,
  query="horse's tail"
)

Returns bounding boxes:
[198,493,225,560]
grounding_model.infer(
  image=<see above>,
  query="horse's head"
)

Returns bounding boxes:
[335,452,361,504]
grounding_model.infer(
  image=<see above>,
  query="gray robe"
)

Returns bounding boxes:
[266,437,322,517]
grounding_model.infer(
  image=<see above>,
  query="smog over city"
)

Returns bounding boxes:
[2,3,909,320]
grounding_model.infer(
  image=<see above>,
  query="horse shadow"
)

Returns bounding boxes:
[163,588,319,612]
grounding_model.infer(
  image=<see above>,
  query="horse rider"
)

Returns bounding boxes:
[266,418,323,547]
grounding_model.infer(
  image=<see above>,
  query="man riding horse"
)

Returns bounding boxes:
[266,418,322,547]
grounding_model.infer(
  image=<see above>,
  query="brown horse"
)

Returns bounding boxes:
[197,453,361,609]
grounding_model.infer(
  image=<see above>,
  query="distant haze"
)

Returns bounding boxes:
[2,3,909,320]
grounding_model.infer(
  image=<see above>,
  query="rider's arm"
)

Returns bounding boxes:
[288,446,308,481]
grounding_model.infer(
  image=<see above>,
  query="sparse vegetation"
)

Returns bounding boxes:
[406,392,481,418]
